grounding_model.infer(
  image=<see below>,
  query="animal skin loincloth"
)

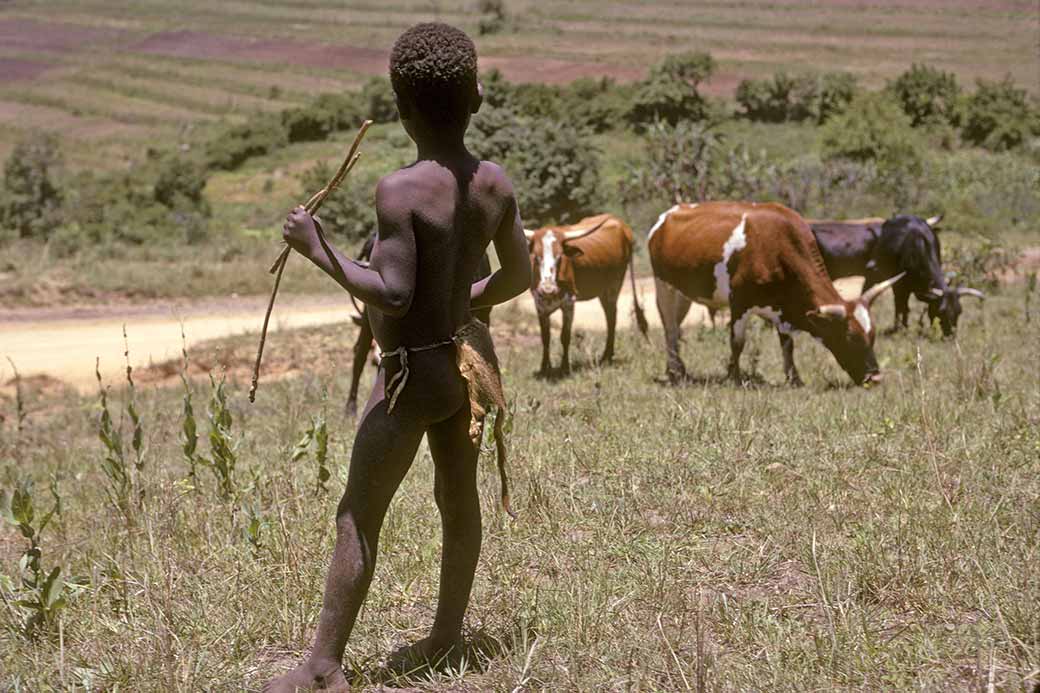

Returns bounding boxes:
[380,320,515,518]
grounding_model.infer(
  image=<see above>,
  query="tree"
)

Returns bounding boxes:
[961,76,1039,151]
[888,63,962,127]
[626,52,716,129]
[468,106,600,225]
[0,134,65,240]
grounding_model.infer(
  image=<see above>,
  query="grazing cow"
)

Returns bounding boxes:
[809,214,984,336]
[525,213,648,375]
[345,235,492,416]
[649,202,902,386]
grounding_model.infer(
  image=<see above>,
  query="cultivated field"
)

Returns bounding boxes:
[0,0,1037,166]
[1,288,1038,690]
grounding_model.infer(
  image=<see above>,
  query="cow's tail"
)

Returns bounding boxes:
[629,250,649,340]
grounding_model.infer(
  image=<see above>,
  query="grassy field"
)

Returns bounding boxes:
[1,0,1037,167]
[1,285,1038,691]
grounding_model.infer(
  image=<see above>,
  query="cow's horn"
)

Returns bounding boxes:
[926,214,943,227]
[930,287,945,298]
[562,217,609,242]
[816,304,847,319]
[523,228,535,241]
[957,287,986,300]
[861,272,906,307]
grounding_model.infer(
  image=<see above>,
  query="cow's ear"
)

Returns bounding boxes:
[805,306,846,331]
[563,244,584,257]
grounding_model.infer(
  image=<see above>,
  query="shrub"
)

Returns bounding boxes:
[477,0,509,35]
[282,93,364,143]
[360,76,397,123]
[888,63,962,127]
[961,76,1039,151]
[626,52,716,129]
[206,113,288,171]
[299,160,377,248]
[469,105,601,225]
[618,120,724,205]
[736,71,858,124]
[561,77,633,133]
[820,92,922,171]
[0,133,65,241]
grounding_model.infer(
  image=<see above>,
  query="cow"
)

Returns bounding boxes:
[649,201,903,387]
[524,213,648,376]
[809,214,984,336]
[345,234,492,416]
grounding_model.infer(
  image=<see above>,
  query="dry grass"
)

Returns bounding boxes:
[1,287,1037,691]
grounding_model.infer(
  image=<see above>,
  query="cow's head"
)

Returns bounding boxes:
[805,273,904,386]
[524,218,607,311]
[918,214,985,336]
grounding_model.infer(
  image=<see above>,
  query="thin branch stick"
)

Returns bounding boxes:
[249,120,373,403]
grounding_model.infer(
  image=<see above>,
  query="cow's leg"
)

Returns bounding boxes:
[893,287,911,331]
[728,312,748,382]
[708,307,718,330]
[598,295,618,365]
[346,309,374,417]
[560,300,575,375]
[655,277,692,383]
[777,329,803,386]
[537,311,552,375]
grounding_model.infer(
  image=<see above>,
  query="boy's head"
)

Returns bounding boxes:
[390,23,481,133]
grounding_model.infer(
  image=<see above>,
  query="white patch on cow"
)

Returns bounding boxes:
[647,204,692,241]
[854,303,872,334]
[539,230,558,288]
[712,214,748,303]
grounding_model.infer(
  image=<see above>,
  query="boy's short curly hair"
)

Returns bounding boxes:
[389,23,478,126]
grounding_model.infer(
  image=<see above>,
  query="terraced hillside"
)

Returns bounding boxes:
[0,0,1036,168]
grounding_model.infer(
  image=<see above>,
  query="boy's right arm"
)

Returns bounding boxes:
[471,186,531,309]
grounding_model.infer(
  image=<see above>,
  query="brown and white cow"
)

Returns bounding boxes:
[525,213,648,375]
[648,201,902,386]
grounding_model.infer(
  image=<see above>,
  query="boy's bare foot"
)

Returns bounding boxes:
[386,636,464,675]
[263,659,348,692]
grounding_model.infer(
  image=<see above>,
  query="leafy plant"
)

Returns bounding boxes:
[6,357,25,434]
[0,480,80,639]
[202,375,237,500]
[0,133,65,241]
[290,397,332,495]
[625,52,717,129]
[961,76,1039,151]
[240,500,269,558]
[95,359,131,519]
[887,63,962,127]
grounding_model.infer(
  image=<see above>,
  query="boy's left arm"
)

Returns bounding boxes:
[283,179,415,316]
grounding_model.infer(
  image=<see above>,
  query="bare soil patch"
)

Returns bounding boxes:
[0,18,125,54]
[133,29,646,84]
[0,57,53,83]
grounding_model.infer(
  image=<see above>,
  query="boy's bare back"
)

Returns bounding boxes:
[367,158,519,352]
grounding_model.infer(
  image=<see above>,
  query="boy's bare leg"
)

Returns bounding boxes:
[266,370,426,692]
[390,401,481,665]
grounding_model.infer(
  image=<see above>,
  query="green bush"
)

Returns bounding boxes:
[736,71,858,124]
[282,93,364,143]
[888,63,962,127]
[299,161,377,249]
[477,0,509,35]
[0,133,65,241]
[469,105,601,225]
[820,92,922,170]
[561,77,633,133]
[360,77,397,123]
[206,113,288,171]
[626,52,716,129]
[961,76,1039,151]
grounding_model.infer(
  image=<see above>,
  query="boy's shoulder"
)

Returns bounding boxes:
[377,159,515,203]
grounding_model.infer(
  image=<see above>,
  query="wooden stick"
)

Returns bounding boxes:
[249,120,373,403]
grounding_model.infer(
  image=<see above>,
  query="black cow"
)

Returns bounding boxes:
[810,214,984,336]
[345,235,492,416]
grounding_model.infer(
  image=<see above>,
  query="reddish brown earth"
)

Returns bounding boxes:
[0,18,125,53]
[132,29,645,84]
[0,57,54,83]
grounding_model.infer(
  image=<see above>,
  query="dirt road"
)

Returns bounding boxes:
[1,277,867,394]
[0,294,357,392]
